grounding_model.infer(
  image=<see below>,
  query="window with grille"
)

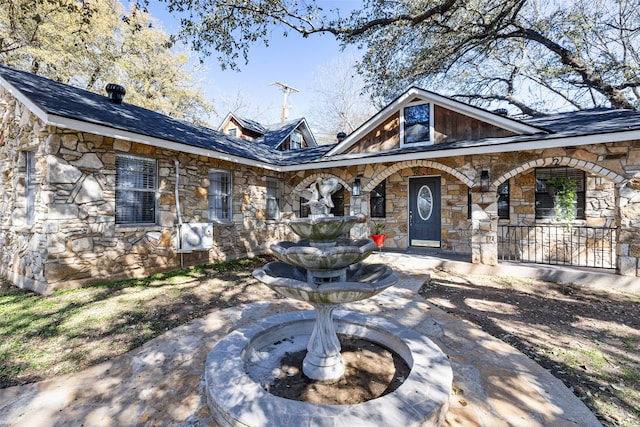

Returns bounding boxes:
[25,151,36,225]
[299,197,310,218]
[266,178,281,220]
[330,187,345,216]
[290,131,302,149]
[466,182,509,219]
[535,167,585,219]
[498,180,509,219]
[209,170,232,221]
[115,154,157,224]
[370,180,386,218]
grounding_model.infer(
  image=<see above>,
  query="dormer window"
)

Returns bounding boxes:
[402,103,433,145]
[227,127,237,137]
[290,131,302,149]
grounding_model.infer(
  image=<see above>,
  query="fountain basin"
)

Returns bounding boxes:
[205,310,452,427]
[253,262,396,304]
[270,238,377,270]
[287,215,360,245]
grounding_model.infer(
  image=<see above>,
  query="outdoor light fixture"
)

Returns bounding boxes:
[352,178,362,196]
[480,170,490,192]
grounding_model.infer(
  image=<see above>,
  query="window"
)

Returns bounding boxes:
[497,180,509,219]
[299,197,310,218]
[370,180,386,217]
[290,131,302,149]
[25,151,36,225]
[209,170,232,221]
[266,178,281,220]
[115,154,157,224]
[227,127,237,137]
[403,103,431,144]
[330,187,345,216]
[535,167,585,219]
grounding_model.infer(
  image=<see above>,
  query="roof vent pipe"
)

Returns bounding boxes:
[336,132,347,142]
[105,83,126,104]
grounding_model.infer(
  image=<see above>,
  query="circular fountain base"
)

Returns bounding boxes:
[205,310,452,427]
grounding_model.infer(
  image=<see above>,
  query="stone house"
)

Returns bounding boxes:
[2,65,640,295]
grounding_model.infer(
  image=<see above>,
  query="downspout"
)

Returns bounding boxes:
[175,159,184,268]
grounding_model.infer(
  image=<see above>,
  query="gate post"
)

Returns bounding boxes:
[618,180,640,276]
[470,189,498,266]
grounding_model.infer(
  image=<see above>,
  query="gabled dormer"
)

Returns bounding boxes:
[218,113,318,151]
[218,113,267,141]
[327,88,546,156]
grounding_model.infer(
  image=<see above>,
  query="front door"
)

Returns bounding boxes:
[409,177,441,247]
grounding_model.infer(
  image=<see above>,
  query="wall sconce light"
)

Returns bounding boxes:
[352,178,362,196]
[480,170,490,192]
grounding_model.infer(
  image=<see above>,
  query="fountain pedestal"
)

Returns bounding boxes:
[302,303,343,381]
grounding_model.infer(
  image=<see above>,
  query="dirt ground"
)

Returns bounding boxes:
[419,267,640,427]
[267,335,410,405]
[3,258,638,425]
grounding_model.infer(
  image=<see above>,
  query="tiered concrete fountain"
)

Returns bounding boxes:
[204,178,452,426]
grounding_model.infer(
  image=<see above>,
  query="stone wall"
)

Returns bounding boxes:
[0,87,293,294]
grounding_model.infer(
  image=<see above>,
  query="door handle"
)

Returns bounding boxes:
[409,210,413,226]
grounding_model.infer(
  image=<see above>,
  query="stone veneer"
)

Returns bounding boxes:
[291,144,640,277]
[4,83,640,294]
[0,88,294,294]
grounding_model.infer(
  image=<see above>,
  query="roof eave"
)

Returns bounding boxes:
[46,113,282,171]
[281,128,640,172]
[326,87,546,156]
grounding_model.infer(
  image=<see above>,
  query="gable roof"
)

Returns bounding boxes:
[2,65,640,173]
[218,112,318,149]
[326,87,548,156]
[0,65,328,169]
[218,112,268,135]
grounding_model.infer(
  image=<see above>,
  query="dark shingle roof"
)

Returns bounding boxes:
[0,65,327,166]
[232,115,268,135]
[521,108,640,135]
[2,65,640,169]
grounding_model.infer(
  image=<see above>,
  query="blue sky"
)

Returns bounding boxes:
[142,1,361,127]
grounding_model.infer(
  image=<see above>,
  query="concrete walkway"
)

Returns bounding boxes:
[0,256,608,427]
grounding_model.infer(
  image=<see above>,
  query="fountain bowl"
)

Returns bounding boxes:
[253,262,396,305]
[286,215,361,244]
[270,238,377,271]
[205,310,452,427]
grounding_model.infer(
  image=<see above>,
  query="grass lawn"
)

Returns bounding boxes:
[1,257,638,427]
[0,257,276,388]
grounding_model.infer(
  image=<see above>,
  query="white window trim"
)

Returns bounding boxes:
[115,153,158,226]
[400,101,434,147]
[265,177,282,220]
[290,131,302,150]
[25,151,36,225]
[208,169,233,222]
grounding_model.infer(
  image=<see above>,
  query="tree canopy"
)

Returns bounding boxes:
[153,0,640,116]
[0,0,214,124]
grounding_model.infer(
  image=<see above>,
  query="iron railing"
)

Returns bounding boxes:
[498,225,617,270]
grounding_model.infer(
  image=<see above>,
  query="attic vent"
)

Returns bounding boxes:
[105,83,126,104]
[336,132,347,142]
[493,108,509,116]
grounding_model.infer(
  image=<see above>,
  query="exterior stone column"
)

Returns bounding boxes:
[349,193,369,240]
[617,181,640,276]
[470,190,498,266]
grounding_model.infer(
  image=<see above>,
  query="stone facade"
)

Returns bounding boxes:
[0,87,294,294]
[291,145,640,276]
[4,83,640,295]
